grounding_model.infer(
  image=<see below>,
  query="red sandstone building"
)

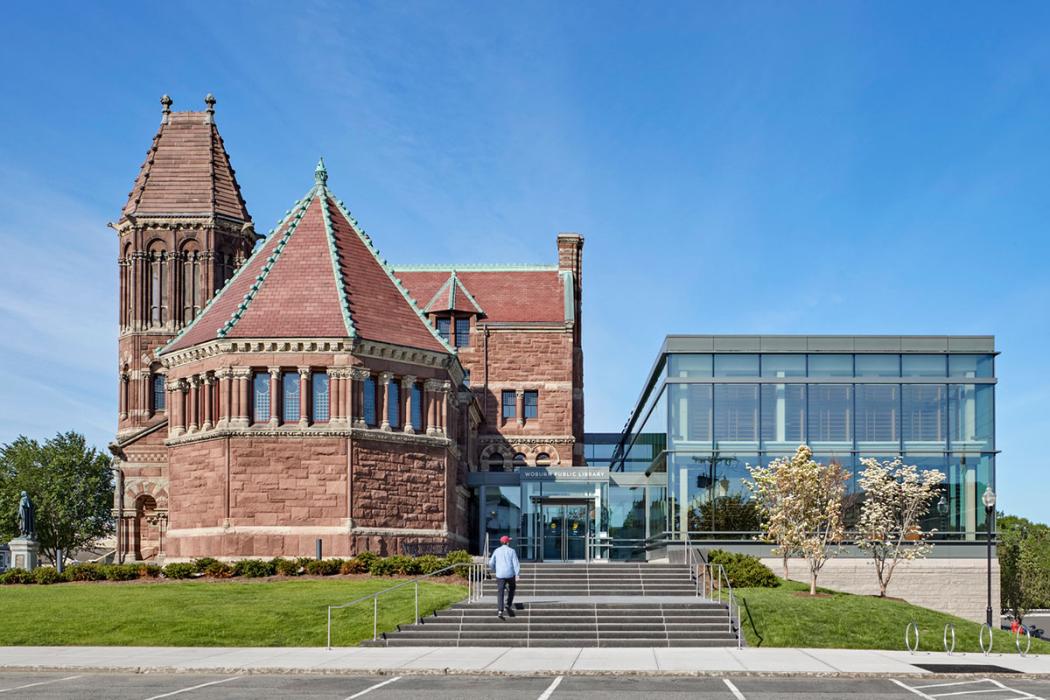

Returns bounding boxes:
[109,97,583,562]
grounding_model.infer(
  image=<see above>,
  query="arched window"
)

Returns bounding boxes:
[152,374,167,413]
[363,376,377,427]
[535,452,551,467]
[219,252,235,290]
[282,371,300,423]
[513,453,527,469]
[182,243,202,321]
[312,372,330,423]
[148,243,167,327]
[252,371,270,424]
[121,242,133,328]
[487,454,505,473]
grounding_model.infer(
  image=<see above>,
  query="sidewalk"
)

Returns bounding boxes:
[0,646,1047,676]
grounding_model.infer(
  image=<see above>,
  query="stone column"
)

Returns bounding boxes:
[402,376,416,434]
[234,368,251,427]
[516,389,525,427]
[187,376,200,433]
[379,372,393,430]
[268,367,280,427]
[350,368,370,428]
[443,381,453,437]
[170,379,186,436]
[119,372,128,421]
[423,379,438,435]
[216,368,232,427]
[202,374,214,431]
[298,367,310,427]
[327,368,341,423]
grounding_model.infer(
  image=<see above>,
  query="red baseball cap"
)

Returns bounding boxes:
[500,535,511,544]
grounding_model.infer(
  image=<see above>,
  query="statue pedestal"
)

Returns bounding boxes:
[8,537,38,571]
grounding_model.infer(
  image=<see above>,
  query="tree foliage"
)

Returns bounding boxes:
[747,444,849,594]
[999,514,1050,622]
[856,457,946,596]
[0,432,113,564]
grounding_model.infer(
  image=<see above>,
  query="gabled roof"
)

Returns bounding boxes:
[161,160,451,355]
[422,271,485,315]
[122,96,251,223]
[396,268,569,324]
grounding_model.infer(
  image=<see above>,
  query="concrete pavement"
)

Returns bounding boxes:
[0,646,1048,677]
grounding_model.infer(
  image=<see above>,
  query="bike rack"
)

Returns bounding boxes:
[943,623,956,655]
[905,621,920,654]
[1015,626,1032,658]
[979,623,993,656]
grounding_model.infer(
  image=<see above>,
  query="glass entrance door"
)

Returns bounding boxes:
[540,501,590,561]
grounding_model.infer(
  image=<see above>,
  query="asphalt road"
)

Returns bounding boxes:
[2,672,1050,699]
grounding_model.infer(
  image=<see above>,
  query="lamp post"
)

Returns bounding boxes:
[982,486,997,628]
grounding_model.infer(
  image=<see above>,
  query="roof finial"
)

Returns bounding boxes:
[160,95,173,124]
[204,93,216,124]
[315,157,328,185]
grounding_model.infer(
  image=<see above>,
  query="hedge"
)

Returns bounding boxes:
[707,549,779,588]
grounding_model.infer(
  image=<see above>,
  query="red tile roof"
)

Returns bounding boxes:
[396,269,567,324]
[122,111,251,222]
[162,164,450,355]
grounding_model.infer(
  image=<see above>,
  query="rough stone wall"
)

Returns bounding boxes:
[762,556,1000,623]
[352,439,447,530]
[168,438,228,531]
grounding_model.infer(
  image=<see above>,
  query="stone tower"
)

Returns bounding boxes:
[109,95,255,561]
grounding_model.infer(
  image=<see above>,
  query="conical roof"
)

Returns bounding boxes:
[161,160,451,355]
[422,271,485,315]
[122,97,250,223]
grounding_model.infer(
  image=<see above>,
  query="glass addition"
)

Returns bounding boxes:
[808,354,853,377]
[669,384,712,448]
[714,384,759,449]
[855,354,900,377]
[902,384,947,450]
[714,354,760,377]
[808,384,852,450]
[761,354,806,377]
[252,371,270,424]
[668,354,712,378]
[902,354,947,377]
[760,383,805,450]
[949,354,994,378]
[312,372,330,422]
[855,384,900,452]
[282,371,300,423]
[607,486,646,560]
[949,383,993,451]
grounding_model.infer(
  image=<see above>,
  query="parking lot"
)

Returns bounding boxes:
[2,672,1050,699]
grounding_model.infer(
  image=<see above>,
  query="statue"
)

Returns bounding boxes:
[17,491,35,539]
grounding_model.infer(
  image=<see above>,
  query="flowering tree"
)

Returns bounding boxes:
[856,457,946,597]
[748,445,849,594]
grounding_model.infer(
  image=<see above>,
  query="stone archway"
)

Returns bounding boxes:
[133,494,159,561]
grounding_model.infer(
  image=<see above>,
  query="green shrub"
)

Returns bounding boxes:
[136,564,162,579]
[445,550,473,566]
[416,555,445,575]
[233,559,275,578]
[708,549,778,588]
[101,564,141,581]
[304,559,342,576]
[163,562,196,579]
[67,563,106,582]
[340,558,368,575]
[0,569,34,584]
[368,558,397,576]
[355,551,379,567]
[203,560,234,578]
[33,567,68,585]
[191,557,220,574]
[273,558,301,576]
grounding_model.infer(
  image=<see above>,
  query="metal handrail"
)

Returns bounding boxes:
[325,561,485,649]
[699,560,742,649]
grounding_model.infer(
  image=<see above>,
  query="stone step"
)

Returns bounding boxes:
[373,637,737,648]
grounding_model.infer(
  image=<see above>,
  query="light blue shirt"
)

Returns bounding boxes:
[488,544,520,579]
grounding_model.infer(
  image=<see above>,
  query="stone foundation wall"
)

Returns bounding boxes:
[761,556,1000,623]
[353,439,447,530]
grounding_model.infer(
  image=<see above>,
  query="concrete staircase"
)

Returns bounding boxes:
[367,562,740,648]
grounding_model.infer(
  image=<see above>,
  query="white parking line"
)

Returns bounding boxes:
[891,679,937,699]
[723,678,747,699]
[0,675,82,694]
[892,677,1044,700]
[143,675,241,700]
[345,676,402,699]
[538,675,563,700]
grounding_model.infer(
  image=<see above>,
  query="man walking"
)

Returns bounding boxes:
[488,535,520,619]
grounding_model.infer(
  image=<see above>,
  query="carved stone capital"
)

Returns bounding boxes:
[268,367,281,378]
[214,368,232,380]
[298,367,311,377]
[401,375,416,388]
[232,367,252,379]
[350,367,371,381]
[379,371,393,384]
[424,379,443,392]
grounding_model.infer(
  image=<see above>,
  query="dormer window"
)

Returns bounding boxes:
[455,317,470,347]
[437,317,451,342]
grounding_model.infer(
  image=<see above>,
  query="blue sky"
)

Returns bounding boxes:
[0,2,1047,521]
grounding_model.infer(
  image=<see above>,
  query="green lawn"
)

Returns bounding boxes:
[0,578,466,647]
[735,579,1050,654]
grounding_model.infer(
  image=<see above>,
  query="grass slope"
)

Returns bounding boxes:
[0,578,466,647]
[737,579,1050,654]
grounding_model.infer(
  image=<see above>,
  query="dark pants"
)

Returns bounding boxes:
[497,577,516,612]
